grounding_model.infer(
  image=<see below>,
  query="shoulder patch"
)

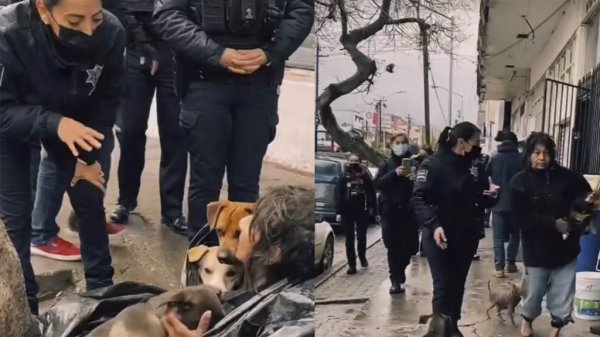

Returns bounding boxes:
[416,169,428,183]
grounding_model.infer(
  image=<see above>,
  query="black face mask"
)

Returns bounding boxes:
[466,145,482,161]
[47,15,103,53]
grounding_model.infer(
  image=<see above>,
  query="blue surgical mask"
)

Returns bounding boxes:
[392,144,409,156]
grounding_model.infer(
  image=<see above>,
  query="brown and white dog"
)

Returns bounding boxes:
[207,201,255,264]
[486,280,521,326]
[187,245,244,294]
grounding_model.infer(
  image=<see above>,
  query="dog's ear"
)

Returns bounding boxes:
[207,201,227,230]
[243,204,255,215]
[188,246,210,263]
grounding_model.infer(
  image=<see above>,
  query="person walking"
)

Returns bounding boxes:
[335,154,376,275]
[487,130,522,277]
[511,132,593,337]
[413,122,498,336]
[375,133,419,294]
[153,0,314,241]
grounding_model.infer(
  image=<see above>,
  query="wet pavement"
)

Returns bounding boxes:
[317,227,599,337]
[33,137,314,305]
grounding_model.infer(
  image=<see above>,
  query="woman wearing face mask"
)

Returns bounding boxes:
[510,133,592,337]
[335,154,376,274]
[374,133,419,294]
[0,0,125,315]
[412,122,498,337]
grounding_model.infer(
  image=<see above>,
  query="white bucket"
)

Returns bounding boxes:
[574,272,600,320]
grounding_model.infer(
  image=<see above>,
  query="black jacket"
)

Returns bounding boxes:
[334,165,376,214]
[0,0,126,164]
[487,141,522,212]
[152,0,313,81]
[374,151,414,212]
[510,164,592,268]
[412,150,498,244]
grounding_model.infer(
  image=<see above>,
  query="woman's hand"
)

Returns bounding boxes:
[70,161,105,193]
[433,227,448,250]
[396,166,410,176]
[162,311,212,337]
[483,184,500,198]
[57,117,104,157]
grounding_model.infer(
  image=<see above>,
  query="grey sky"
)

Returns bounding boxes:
[317,5,480,130]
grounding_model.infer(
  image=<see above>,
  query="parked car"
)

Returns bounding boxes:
[315,218,335,274]
[315,156,381,226]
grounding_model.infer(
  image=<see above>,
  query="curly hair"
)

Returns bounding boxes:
[523,132,556,167]
[244,185,315,292]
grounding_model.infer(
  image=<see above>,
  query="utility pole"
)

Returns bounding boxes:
[376,100,383,150]
[420,23,431,145]
[407,114,412,141]
[315,42,320,153]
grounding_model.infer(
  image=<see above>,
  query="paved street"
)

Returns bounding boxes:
[316,227,599,337]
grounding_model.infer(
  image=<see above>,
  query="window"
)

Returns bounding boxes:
[546,38,576,83]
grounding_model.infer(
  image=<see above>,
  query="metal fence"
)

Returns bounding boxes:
[571,65,600,174]
[541,79,587,168]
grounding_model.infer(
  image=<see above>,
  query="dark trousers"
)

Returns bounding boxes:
[115,46,187,220]
[180,77,279,240]
[0,138,114,315]
[382,207,417,284]
[342,208,368,266]
[423,227,479,323]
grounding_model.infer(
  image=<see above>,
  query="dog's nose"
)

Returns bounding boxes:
[217,250,231,263]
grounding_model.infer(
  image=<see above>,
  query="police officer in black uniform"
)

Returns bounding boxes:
[335,154,376,274]
[0,0,125,314]
[153,0,314,240]
[108,0,189,235]
[375,133,419,294]
[412,122,498,337]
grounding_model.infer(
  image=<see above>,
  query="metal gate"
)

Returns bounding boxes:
[571,66,600,174]
[541,79,589,170]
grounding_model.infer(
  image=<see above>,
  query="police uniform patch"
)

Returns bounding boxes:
[0,63,5,88]
[85,64,104,96]
[416,169,428,183]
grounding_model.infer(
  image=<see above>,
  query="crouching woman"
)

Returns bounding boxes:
[510,132,593,337]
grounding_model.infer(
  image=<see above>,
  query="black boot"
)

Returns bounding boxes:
[347,265,357,275]
[359,256,368,268]
[591,325,600,335]
[451,320,464,337]
[389,281,404,294]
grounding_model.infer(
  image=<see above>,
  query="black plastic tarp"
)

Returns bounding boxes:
[32,279,314,337]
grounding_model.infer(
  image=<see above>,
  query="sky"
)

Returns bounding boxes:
[317,3,480,131]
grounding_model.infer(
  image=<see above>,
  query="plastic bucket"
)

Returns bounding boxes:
[574,272,600,320]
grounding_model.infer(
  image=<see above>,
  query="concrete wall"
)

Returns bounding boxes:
[264,68,315,173]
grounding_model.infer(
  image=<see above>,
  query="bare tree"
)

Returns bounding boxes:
[317,0,470,165]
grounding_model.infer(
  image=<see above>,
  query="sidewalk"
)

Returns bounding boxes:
[32,137,313,304]
[317,228,599,337]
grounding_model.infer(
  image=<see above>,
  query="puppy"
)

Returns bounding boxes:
[418,313,453,337]
[207,200,255,264]
[87,286,225,337]
[486,280,521,326]
[568,192,600,235]
[187,245,244,294]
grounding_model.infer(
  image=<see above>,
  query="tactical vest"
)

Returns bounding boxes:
[188,0,285,49]
[122,0,154,13]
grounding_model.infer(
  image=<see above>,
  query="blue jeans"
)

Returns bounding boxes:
[31,128,114,246]
[492,211,521,270]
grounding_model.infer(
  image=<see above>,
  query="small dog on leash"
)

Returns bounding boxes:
[486,280,521,326]
[87,286,225,337]
[419,313,453,337]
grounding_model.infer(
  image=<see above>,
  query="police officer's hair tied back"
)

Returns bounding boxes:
[437,122,480,150]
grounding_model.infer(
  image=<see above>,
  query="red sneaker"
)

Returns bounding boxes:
[106,223,126,235]
[31,237,81,261]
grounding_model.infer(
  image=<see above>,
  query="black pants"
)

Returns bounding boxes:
[0,138,114,314]
[342,207,368,266]
[180,76,279,240]
[115,46,187,220]
[423,227,479,323]
[381,207,418,284]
